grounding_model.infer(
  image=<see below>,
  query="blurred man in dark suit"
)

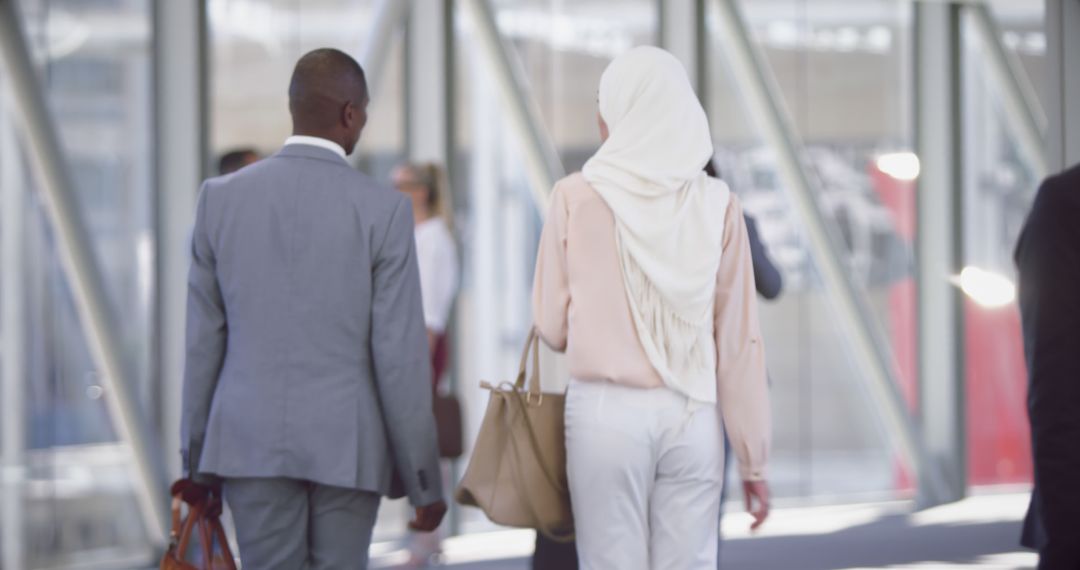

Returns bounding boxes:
[1015,162,1080,570]
[217,148,260,175]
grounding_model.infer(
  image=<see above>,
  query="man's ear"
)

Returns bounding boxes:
[342,101,355,128]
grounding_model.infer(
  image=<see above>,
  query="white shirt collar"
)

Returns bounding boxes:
[284,135,347,160]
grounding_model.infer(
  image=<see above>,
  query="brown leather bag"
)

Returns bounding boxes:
[454,329,574,541]
[434,394,464,458]
[160,481,237,570]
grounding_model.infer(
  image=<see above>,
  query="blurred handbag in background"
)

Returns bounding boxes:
[434,393,464,459]
[455,329,574,542]
[160,480,236,570]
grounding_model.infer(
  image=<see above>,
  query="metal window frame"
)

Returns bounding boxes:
[660,0,707,100]
[1046,0,1080,171]
[1,59,27,570]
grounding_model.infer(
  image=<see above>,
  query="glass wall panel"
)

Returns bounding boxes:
[208,0,405,179]
[960,1,1044,487]
[489,0,658,171]
[2,0,157,566]
[708,0,916,501]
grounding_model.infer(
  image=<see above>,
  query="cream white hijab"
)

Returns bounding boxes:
[583,46,729,403]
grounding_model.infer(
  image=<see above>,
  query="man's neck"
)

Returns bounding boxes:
[292,130,343,148]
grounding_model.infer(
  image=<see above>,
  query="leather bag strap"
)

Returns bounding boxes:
[173,496,202,557]
[213,517,238,570]
[513,330,543,398]
[514,329,537,390]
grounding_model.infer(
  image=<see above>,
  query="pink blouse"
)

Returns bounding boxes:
[532,173,771,480]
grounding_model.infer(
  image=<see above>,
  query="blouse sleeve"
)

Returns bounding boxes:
[532,182,571,352]
[714,196,772,481]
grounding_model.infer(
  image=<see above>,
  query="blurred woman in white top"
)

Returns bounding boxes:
[392,162,459,567]
[394,162,459,371]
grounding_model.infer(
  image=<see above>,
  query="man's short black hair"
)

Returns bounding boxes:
[288,48,369,129]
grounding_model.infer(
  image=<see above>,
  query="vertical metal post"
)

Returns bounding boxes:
[406,0,452,164]
[1,66,27,570]
[708,0,945,499]
[915,2,967,507]
[660,0,706,100]
[154,0,207,483]
[966,4,1048,177]
[1046,0,1080,172]
[0,0,168,543]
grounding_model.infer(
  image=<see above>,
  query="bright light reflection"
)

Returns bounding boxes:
[953,266,1017,308]
[876,152,921,181]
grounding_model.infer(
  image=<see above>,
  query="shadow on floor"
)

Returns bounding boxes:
[719,514,1027,570]
[445,516,1031,569]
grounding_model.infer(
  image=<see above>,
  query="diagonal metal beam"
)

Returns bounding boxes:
[0,0,168,544]
[965,3,1049,177]
[461,0,566,213]
[360,0,411,103]
[708,0,949,502]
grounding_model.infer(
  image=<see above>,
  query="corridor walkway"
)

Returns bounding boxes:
[370,492,1036,570]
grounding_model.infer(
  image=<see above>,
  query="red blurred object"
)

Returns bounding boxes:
[869,163,1032,490]
[964,301,1032,484]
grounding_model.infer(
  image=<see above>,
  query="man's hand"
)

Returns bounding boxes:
[171,476,221,506]
[409,500,448,532]
[743,480,770,531]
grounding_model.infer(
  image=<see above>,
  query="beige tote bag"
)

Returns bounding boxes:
[455,329,574,541]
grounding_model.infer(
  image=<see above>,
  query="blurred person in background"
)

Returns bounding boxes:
[393,161,460,568]
[217,147,260,175]
[1015,162,1080,570]
[181,48,446,569]
[532,46,771,570]
[706,158,782,568]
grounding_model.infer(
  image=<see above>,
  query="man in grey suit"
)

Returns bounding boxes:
[181,48,447,569]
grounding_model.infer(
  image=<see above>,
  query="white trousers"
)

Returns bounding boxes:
[566,379,723,570]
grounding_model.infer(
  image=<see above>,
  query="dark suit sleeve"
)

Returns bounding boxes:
[1016,174,1080,566]
[744,214,783,300]
[180,183,228,478]
[370,197,443,507]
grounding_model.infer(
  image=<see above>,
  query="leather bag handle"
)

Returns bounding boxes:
[168,489,238,570]
[513,329,542,397]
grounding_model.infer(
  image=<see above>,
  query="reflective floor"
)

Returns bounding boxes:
[370,492,1036,570]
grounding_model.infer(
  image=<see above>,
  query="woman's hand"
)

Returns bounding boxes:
[743,480,770,531]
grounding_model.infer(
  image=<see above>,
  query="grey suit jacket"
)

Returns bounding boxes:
[180,143,442,507]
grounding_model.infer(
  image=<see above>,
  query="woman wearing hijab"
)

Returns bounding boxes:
[532,46,771,569]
